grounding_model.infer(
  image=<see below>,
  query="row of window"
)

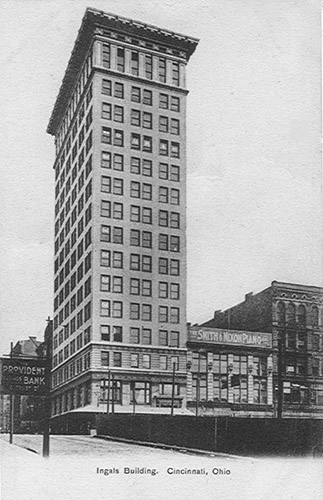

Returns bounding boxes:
[101,103,180,134]
[277,302,321,327]
[100,251,181,276]
[101,79,181,110]
[100,201,181,228]
[101,176,180,204]
[101,351,180,371]
[101,128,181,158]
[56,56,92,153]
[100,301,180,323]
[101,153,181,182]
[101,44,180,86]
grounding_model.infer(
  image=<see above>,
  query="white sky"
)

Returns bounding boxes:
[0,0,321,355]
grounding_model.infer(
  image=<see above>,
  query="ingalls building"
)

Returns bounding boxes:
[47,8,198,420]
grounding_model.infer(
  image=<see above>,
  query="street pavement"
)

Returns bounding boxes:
[1,435,322,500]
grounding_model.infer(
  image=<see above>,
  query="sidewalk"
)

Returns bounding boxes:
[0,436,41,459]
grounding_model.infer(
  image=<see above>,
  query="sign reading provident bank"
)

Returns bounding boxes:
[188,328,272,349]
[0,357,49,396]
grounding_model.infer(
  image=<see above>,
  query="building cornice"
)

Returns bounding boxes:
[47,8,199,136]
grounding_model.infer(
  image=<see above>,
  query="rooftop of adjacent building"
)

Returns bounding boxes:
[199,280,323,330]
[11,336,42,358]
[47,7,199,135]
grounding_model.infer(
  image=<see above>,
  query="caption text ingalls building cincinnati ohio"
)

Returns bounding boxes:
[47,8,199,418]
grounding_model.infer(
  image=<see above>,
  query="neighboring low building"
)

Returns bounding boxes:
[200,281,323,418]
[186,326,273,417]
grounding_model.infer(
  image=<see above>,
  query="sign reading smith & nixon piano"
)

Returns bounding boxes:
[0,357,49,396]
[188,327,272,349]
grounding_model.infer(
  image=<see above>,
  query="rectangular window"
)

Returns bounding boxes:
[130,328,140,344]
[143,89,152,106]
[130,157,141,174]
[112,301,123,318]
[142,255,152,273]
[101,250,111,267]
[131,133,141,150]
[102,44,110,68]
[113,202,123,219]
[142,328,152,345]
[158,58,166,83]
[170,119,180,135]
[102,102,112,120]
[130,303,140,320]
[170,283,180,299]
[170,96,180,112]
[130,205,140,222]
[144,56,153,80]
[101,351,110,367]
[112,226,123,244]
[113,178,123,196]
[160,140,168,156]
[102,79,112,95]
[159,282,168,298]
[131,51,139,76]
[159,93,169,109]
[170,260,180,276]
[117,47,125,72]
[131,354,139,368]
[172,62,179,86]
[171,356,179,371]
[170,212,180,229]
[159,258,168,274]
[131,109,141,127]
[114,83,124,99]
[114,106,124,123]
[170,189,180,205]
[130,229,140,246]
[142,280,152,297]
[142,207,152,224]
[142,184,152,200]
[131,87,141,103]
[143,113,152,129]
[100,275,110,292]
[130,278,140,295]
[100,300,111,317]
[113,352,122,367]
[142,231,152,248]
[142,159,152,177]
[170,307,180,324]
[159,116,168,133]
[102,127,111,144]
[130,181,140,198]
[159,163,168,180]
[159,210,168,227]
[112,251,123,268]
[114,130,124,147]
[142,304,152,321]
[142,136,152,153]
[101,151,111,169]
[170,142,180,158]
[101,176,111,193]
[142,354,151,369]
[101,325,110,341]
[114,154,124,171]
[112,276,123,293]
[159,329,168,345]
[170,235,180,252]
[101,200,111,218]
[130,253,140,271]
[159,187,169,203]
[101,225,111,242]
[160,355,168,370]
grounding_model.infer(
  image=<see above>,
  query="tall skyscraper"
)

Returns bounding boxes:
[47,8,198,417]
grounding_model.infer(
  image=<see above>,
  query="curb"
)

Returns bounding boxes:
[95,434,251,460]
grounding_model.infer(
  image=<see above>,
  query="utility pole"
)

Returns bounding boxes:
[277,332,283,419]
[42,317,52,457]
[195,352,201,417]
[9,343,14,444]
[170,361,176,416]
[106,371,111,415]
